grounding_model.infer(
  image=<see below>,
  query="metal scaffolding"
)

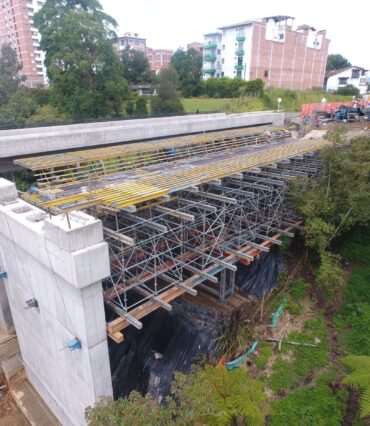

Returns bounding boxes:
[16,126,328,343]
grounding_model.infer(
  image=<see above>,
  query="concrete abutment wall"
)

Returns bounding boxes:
[0,178,113,425]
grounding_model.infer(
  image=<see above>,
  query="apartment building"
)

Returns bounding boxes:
[118,32,147,53]
[203,16,330,90]
[0,0,47,87]
[146,48,173,74]
[187,41,203,54]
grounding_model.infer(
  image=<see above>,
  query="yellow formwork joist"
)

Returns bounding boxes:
[42,138,330,210]
[14,126,270,171]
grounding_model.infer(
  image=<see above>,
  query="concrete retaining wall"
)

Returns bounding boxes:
[0,179,112,425]
[0,112,285,159]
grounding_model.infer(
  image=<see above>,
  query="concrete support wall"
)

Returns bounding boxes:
[0,178,113,425]
[0,112,285,159]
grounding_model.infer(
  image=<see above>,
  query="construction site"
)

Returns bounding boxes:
[0,112,333,424]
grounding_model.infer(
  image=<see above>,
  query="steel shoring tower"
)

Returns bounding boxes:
[14,126,330,342]
[101,151,323,341]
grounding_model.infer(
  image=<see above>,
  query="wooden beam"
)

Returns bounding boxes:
[103,227,135,246]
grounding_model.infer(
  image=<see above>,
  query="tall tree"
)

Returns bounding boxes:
[121,47,152,85]
[0,43,25,105]
[326,54,351,71]
[150,67,184,114]
[171,48,203,97]
[34,0,128,119]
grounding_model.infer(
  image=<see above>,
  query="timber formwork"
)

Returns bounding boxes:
[16,126,329,342]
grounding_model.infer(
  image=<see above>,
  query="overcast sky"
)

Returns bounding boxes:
[100,0,370,70]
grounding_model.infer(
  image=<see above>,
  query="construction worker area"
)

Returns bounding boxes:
[16,126,331,342]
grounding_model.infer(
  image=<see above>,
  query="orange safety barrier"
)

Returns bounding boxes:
[300,100,368,118]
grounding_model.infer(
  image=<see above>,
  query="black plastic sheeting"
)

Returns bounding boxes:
[108,250,283,401]
[236,249,283,298]
[109,301,220,401]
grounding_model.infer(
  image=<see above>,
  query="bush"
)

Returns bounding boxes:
[268,372,347,426]
[336,85,360,97]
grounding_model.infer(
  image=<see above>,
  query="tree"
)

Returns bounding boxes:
[0,43,26,106]
[289,131,370,289]
[34,0,128,119]
[171,48,203,97]
[0,89,37,126]
[121,47,153,85]
[326,54,351,71]
[135,97,148,116]
[342,356,370,418]
[151,67,184,115]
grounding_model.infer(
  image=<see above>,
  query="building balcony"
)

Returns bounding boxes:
[236,35,246,41]
[203,44,217,50]
[235,50,245,56]
[203,68,216,74]
[234,64,244,71]
[203,55,216,62]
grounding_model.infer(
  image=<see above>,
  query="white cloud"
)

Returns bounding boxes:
[101,0,370,69]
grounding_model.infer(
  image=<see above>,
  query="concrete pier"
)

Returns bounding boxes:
[0,178,112,425]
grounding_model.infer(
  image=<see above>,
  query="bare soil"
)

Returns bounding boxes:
[0,372,29,426]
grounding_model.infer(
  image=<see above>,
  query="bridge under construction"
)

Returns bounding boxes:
[14,125,330,344]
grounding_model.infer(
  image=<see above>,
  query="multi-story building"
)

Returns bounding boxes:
[146,48,173,74]
[203,16,330,90]
[0,0,47,87]
[203,32,222,78]
[118,32,146,53]
[187,41,203,54]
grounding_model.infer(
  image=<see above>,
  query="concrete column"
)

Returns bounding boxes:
[0,178,113,425]
[0,180,17,335]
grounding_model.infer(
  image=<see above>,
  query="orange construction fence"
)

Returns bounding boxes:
[300,100,369,118]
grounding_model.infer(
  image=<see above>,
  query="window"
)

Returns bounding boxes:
[237,70,242,77]
[264,70,269,78]
[359,78,366,86]
[217,49,221,54]
[279,33,284,40]
[222,58,224,64]
[222,44,225,50]
[221,71,224,77]
[237,57,243,65]
[351,69,360,79]
[338,77,348,85]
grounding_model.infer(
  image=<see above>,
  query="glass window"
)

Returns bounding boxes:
[351,69,360,79]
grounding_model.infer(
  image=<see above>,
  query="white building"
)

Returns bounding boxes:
[325,66,369,95]
[203,32,222,77]
[202,16,330,90]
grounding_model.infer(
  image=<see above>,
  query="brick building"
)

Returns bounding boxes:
[187,41,203,54]
[146,48,173,74]
[203,16,330,90]
[0,0,47,87]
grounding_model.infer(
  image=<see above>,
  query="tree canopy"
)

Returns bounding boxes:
[171,48,203,97]
[326,54,351,71]
[150,67,184,115]
[0,43,25,106]
[121,47,153,85]
[34,0,128,119]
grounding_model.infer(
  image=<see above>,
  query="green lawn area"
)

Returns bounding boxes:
[181,97,234,113]
[181,90,352,114]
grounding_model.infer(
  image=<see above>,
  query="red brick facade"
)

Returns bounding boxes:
[250,22,329,90]
[0,0,45,87]
[146,48,173,74]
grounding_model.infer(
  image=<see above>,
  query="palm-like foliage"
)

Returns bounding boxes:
[342,356,370,418]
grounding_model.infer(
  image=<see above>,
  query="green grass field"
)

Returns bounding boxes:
[181,90,353,114]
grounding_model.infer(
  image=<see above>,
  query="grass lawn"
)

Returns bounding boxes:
[181,90,352,114]
[181,98,234,113]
